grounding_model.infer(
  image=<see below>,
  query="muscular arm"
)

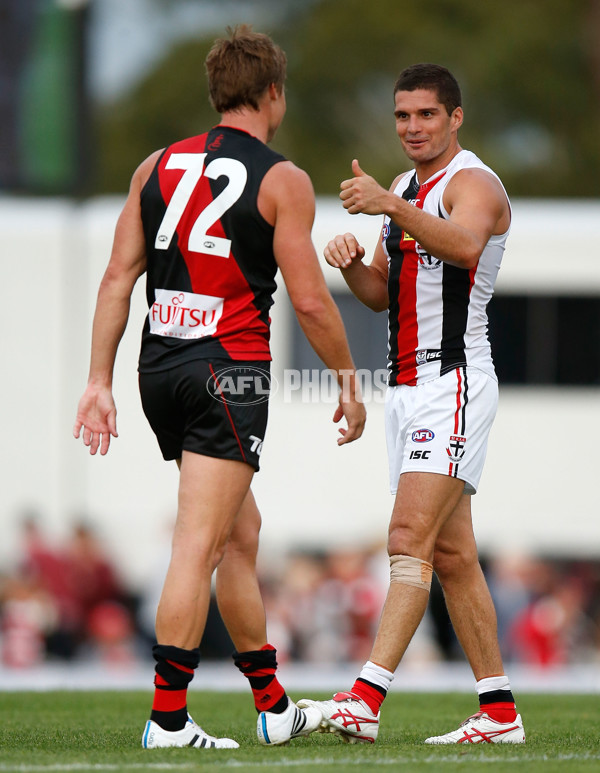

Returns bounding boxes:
[259,161,366,444]
[341,160,510,270]
[73,152,158,454]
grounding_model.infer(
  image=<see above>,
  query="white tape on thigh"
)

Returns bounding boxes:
[390,554,433,591]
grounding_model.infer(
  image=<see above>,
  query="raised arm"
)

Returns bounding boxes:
[73,152,158,455]
[259,161,366,445]
[340,159,510,269]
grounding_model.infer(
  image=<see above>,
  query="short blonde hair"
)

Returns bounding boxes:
[205,25,287,113]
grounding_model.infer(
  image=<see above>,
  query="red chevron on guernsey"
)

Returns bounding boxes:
[139,126,286,372]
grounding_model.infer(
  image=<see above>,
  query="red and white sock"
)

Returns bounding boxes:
[349,661,394,715]
[476,675,517,723]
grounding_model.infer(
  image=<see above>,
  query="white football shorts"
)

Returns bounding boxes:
[385,366,498,495]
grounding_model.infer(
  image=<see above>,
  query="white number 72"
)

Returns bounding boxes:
[154,152,247,258]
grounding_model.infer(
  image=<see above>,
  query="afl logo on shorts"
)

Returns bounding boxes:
[207,365,276,405]
[382,223,390,241]
[412,429,434,443]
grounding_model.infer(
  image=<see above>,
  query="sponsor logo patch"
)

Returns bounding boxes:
[412,429,435,443]
[208,133,224,150]
[416,349,442,366]
[409,449,431,460]
[149,288,224,339]
[416,244,442,270]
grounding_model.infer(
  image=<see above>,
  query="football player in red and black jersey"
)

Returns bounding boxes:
[74,25,365,749]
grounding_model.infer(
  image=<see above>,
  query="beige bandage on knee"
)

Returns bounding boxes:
[390,554,433,591]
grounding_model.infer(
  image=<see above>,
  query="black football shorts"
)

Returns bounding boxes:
[139,359,271,471]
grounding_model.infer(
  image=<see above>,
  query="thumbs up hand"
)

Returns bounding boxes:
[340,159,388,215]
[351,158,366,177]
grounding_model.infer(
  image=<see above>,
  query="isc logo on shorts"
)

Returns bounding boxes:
[412,429,434,443]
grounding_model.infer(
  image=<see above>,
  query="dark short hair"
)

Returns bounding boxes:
[393,64,462,116]
[205,25,287,113]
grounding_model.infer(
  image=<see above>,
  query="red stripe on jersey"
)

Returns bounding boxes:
[174,153,269,358]
[454,367,463,434]
[395,244,419,385]
[392,170,448,385]
[468,263,477,294]
[154,132,272,361]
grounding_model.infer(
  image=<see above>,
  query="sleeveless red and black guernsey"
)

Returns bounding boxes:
[383,150,510,387]
[138,126,285,372]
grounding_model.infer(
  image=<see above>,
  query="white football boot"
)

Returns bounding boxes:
[424,711,525,744]
[142,715,239,749]
[257,697,322,746]
[297,692,379,744]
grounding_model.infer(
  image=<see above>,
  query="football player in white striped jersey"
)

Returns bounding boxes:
[300,63,524,746]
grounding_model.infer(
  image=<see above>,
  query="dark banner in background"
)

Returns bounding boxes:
[0,0,90,195]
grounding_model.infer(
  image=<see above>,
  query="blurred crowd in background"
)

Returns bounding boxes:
[1,512,600,671]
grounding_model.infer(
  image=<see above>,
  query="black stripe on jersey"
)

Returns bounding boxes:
[459,366,469,435]
[386,173,419,383]
[440,263,472,376]
[386,232,403,383]
[438,200,471,377]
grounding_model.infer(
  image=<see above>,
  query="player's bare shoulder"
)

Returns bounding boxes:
[446,166,507,205]
[265,159,313,195]
[134,149,165,191]
[259,160,315,224]
[443,166,510,231]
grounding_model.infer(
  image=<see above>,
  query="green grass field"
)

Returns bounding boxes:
[0,691,598,772]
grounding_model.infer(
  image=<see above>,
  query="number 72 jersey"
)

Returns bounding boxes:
[138,126,285,373]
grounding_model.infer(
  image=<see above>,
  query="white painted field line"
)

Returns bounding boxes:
[1,754,600,771]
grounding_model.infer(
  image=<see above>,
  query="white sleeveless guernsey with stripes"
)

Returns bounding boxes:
[382,149,509,387]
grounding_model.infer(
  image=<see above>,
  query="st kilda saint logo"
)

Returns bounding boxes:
[446,435,467,462]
